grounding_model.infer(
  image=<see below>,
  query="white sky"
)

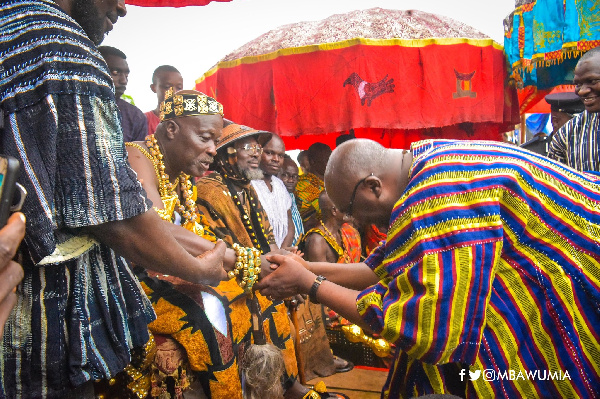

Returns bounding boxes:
[103,0,515,113]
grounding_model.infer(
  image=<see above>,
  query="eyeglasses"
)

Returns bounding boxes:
[346,173,374,218]
[279,172,298,180]
[239,143,263,156]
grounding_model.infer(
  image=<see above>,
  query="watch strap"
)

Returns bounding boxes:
[309,275,326,304]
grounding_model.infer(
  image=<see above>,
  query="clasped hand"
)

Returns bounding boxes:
[255,252,315,300]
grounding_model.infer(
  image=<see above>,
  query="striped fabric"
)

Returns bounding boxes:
[290,192,304,245]
[357,140,600,398]
[548,110,600,172]
[0,1,155,397]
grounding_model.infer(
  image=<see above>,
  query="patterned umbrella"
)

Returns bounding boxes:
[196,8,519,150]
[503,0,600,90]
[125,0,230,7]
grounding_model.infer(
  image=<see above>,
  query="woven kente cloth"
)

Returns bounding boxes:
[295,172,324,224]
[195,173,298,385]
[0,1,154,397]
[124,143,247,398]
[357,139,600,398]
[548,110,600,172]
[196,172,275,249]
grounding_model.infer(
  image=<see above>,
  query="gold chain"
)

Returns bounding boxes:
[319,220,344,257]
[143,135,199,225]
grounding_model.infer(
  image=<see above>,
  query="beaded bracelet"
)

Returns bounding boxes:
[228,243,261,294]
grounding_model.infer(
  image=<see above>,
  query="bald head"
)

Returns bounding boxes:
[579,46,600,63]
[325,139,409,228]
[325,139,387,188]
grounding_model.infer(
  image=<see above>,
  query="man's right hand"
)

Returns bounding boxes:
[196,240,227,285]
[0,213,25,335]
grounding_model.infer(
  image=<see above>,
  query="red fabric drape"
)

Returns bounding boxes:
[125,0,230,7]
[197,40,519,150]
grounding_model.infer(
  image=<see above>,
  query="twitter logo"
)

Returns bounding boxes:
[469,370,481,381]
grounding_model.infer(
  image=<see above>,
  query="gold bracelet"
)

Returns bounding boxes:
[228,243,246,279]
[229,244,261,294]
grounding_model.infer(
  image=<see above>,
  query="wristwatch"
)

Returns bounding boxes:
[309,275,326,304]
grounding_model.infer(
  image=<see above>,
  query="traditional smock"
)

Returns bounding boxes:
[0,1,154,396]
[548,110,600,172]
[358,140,600,398]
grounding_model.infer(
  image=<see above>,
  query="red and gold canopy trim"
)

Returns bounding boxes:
[197,37,501,84]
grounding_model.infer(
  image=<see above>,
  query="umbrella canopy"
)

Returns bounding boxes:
[125,0,230,7]
[518,85,576,114]
[196,8,519,150]
[503,0,600,90]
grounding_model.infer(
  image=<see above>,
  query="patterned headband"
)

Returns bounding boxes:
[159,87,224,121]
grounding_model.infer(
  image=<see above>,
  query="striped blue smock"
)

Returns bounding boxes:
[0,1,155,397]
[548,110,600,172]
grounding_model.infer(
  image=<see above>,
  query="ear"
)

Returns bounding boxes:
[364,175,383,199]
[150,83,157,94]
[164,120,178,140]
[331,205,338,218]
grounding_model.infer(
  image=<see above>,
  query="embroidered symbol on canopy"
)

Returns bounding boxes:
[343,72,395,106]
[453,70,477,99]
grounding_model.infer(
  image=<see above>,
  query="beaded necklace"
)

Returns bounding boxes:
[127,135,201,231]
[223,175,270,254]
[145,134,200,225]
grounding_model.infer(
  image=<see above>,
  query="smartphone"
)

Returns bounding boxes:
[0,155,21,228]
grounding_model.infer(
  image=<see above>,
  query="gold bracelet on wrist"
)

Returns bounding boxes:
[230,244,261,295]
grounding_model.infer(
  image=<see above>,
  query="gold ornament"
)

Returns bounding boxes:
[232,243,261,295]
[128,136,205,237]
[372,338,392,358]
[341,324,392,358]
[343,324,363,343]
[159,87,223,121]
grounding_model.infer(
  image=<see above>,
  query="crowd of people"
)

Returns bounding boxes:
[0,0,599,398]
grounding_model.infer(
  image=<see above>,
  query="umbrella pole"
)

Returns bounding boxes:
[520,114,527,145]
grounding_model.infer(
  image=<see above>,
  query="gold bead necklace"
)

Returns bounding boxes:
[145,134,199,226]
[319,220,344,258]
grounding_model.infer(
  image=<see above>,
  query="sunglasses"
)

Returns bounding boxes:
[239,143,263,156]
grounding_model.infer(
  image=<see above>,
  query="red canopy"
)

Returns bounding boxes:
[196,9,519,150]
[125,0,230,7]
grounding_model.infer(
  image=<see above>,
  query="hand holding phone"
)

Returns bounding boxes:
[0,155,25,228]
[0,156,19,227]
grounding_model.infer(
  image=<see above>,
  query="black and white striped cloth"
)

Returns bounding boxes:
[0,1,154,397]
[548,110,600,173]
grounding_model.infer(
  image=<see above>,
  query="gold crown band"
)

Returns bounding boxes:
[159,87,224,121]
